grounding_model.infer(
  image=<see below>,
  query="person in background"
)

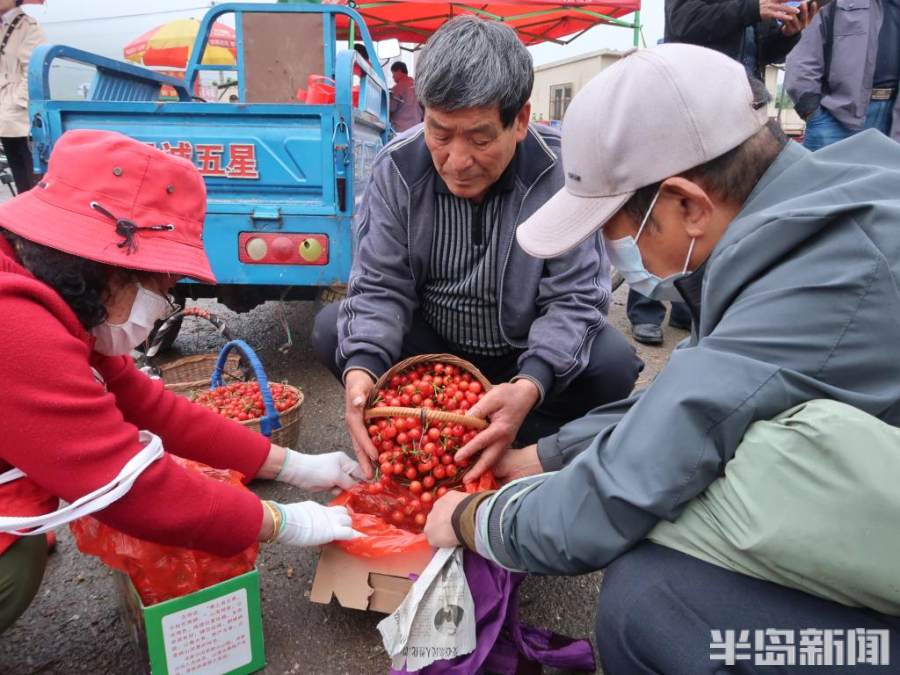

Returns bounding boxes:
[0,130,361,634]
[351,43,370,79]
[353,42,369,62]
[312,16,641,481]
[665,0,816,80]
[787,0,899,150]
[0,0,44,194]
[626,290,692,345]
[389,61,423,133]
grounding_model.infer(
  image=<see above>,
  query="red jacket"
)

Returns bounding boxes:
[0,239,269,556]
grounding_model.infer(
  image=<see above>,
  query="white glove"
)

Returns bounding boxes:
[273,502,362,547]
[276,449,363,493]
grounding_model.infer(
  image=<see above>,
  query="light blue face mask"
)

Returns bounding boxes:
[605,188,696,302]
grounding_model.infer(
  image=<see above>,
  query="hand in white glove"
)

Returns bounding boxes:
[273,502,362,547]
[276,449,362,493]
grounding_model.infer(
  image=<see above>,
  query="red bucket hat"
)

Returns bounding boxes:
[0,129,215,283]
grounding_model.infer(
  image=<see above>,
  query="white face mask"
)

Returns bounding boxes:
[605,188,696,302]
[92,283,172,356]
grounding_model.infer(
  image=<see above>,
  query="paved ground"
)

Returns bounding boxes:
[0,286,686,674]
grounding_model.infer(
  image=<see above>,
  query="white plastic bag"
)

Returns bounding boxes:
[378,547,476,671]
[0,431,164,535]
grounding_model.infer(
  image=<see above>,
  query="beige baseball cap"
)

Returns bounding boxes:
[517,43,769,259]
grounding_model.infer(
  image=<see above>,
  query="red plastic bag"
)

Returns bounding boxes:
[331,472,498,558]
[70,457,259,606]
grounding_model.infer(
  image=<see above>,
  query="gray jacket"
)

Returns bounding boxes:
[337,125,610,396]
[479,132,900,574]
[786,0,900,140]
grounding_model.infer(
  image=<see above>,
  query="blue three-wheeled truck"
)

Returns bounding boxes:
[27,3,392,346]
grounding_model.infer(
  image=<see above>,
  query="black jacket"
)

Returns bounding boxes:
[665,0,801,78]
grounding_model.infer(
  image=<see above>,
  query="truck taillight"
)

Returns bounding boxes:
[245,237,268,261]
[238,233,329,265]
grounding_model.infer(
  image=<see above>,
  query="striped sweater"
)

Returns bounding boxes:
[422,172,515,357]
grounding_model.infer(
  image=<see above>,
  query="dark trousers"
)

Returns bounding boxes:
[312,302,643,444]
[1,137,38,194]
[0,535,47,634]
[626,288,691,328]
[596,542,900,675]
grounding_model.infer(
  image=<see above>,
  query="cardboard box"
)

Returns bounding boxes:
[114,569,266,675]
[310,543,434,613]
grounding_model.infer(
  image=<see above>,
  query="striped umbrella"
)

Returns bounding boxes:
[124,18,236,68]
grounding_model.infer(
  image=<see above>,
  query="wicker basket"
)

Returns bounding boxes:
[154,309,245,396]
[208,340,304,449]
[364,353,492,430]
[238,384,304,448]
[160,352,243,395]
[317,283,348,304]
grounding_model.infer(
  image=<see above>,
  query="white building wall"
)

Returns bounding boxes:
[531,52,623,122]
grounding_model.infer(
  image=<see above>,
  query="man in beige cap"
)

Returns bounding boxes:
[425,43,900,672]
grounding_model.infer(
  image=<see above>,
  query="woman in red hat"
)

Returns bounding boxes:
[0,129,362,633]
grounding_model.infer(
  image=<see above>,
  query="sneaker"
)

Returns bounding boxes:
[632,323,663,345]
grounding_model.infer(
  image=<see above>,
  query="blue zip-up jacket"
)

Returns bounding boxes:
[336,124,610,397]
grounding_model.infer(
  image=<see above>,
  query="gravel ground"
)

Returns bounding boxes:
[0,285,687,675]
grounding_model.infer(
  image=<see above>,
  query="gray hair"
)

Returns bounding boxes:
[415,16,533,127]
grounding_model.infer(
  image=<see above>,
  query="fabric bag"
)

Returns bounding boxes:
[649,399,900,614]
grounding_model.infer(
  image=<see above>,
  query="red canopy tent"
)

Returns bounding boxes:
[316,0,642,46]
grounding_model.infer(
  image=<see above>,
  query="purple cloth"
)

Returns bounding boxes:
[391,550,595,675]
